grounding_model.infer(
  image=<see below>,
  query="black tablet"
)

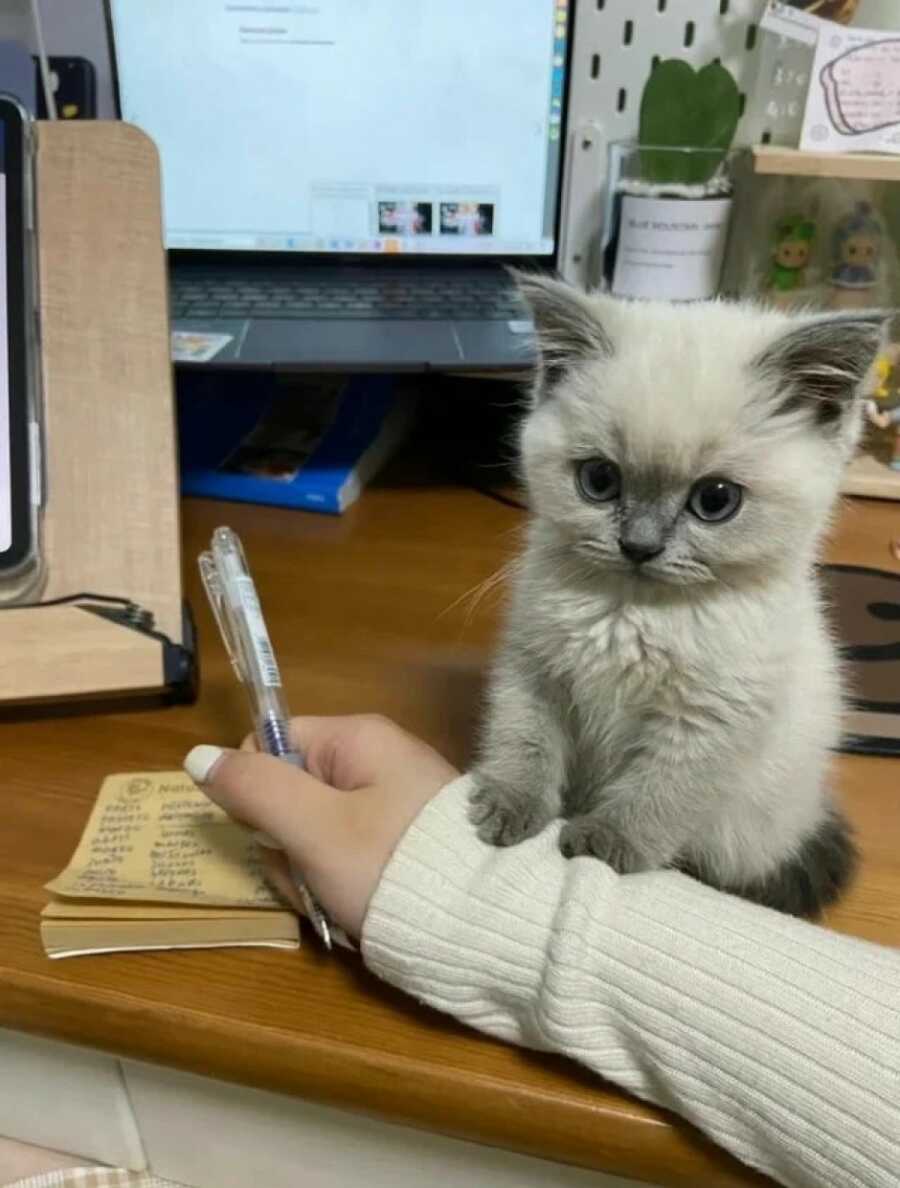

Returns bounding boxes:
[0,95,41,594]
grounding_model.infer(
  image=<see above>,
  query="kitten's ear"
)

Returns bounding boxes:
[757,312,890,427]
[512,271,613,399]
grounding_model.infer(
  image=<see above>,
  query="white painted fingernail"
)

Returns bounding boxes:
[253,831,281,850]
[184,744,226,785]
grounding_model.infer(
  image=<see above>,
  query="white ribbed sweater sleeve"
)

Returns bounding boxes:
[362,776,900,1188]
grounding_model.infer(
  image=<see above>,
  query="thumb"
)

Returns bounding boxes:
[184,744,339,854]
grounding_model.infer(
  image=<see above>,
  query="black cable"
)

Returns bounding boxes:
[0,591,155,631]
[465,481,529,511]
[0,591,136,609]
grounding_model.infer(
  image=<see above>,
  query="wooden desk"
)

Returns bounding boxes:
[1,487,898,1188]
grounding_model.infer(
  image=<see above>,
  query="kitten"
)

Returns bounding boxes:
[470,276,886,918]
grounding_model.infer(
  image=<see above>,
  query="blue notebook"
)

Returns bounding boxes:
[179,375,410,515]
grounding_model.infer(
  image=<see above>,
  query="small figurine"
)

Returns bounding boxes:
[828,201,882,310]
[794,0,860,24]
[864,342,900,471]
[767,215,815,305]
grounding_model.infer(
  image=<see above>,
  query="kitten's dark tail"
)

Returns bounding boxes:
[681,810,859,920]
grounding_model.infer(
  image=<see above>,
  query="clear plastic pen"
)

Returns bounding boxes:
[198,526,334,950]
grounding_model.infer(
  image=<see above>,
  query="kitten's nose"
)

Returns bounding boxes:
[619,538,664,565]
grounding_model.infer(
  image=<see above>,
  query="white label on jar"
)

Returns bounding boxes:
[611,195,733,301]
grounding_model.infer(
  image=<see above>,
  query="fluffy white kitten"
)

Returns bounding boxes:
[470,275,886,917]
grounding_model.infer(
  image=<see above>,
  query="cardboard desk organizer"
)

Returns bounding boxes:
[0,122,195,706]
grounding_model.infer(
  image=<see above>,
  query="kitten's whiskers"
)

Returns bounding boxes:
[440,560,515,625]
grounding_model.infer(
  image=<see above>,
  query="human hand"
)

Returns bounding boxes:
[184,716,459,940]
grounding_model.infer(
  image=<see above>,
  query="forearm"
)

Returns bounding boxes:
[362,776,900,1188]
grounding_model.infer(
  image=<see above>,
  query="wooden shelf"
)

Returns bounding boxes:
[842,452,900,501]
[753,144,900,182]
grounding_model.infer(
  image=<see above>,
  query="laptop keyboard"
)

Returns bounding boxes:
[171,271,525,321]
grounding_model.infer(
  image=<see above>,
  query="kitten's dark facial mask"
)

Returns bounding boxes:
[572,459,745,584]
[576,458,744,577]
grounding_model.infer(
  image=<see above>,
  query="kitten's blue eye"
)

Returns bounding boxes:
[577,458,621,503]
[688,479,743,523]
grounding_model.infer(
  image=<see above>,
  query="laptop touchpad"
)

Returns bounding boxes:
[243,319,463,371]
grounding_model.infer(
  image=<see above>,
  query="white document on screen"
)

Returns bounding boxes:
[110,0,561,257]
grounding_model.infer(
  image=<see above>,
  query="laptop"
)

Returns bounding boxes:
[106,0,572,372]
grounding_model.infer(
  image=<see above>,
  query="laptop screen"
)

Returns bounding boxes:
[109,0,569,258]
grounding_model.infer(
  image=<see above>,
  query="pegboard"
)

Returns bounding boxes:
[560,0,770,286]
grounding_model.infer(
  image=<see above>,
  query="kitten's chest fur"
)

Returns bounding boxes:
[516,565,777,794]
[530,577,718,706]
[567,599,676,692]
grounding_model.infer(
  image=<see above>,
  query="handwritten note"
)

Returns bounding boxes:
[46,772,282,908]
[801,24,900,153]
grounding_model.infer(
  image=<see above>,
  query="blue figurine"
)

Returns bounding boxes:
[829,201,882,308]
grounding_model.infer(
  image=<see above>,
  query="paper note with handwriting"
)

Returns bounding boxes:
[46,772,282,908]
[801,24,900,152]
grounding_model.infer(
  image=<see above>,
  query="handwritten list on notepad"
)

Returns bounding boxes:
[802,25,900,153]
[46,773,281,908]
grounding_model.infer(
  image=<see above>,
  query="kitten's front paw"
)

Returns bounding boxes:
[469,780,550,847]
[559,818,651,873]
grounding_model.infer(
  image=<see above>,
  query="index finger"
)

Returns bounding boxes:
[239,717,344,764]
[284,714,404,789]
[238,714,404,789]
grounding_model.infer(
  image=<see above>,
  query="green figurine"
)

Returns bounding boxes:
[768,215,816,302]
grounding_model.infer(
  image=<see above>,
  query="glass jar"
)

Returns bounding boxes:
[600,140,736,301]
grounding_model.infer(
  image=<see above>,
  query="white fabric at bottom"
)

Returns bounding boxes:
[7,1172,180,1188]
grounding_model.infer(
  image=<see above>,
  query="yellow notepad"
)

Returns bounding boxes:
[42,772,300,958]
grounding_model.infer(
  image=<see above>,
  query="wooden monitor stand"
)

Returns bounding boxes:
[0,122,193,705]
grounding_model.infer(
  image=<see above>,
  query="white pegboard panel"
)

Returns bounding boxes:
[559,0,768,287]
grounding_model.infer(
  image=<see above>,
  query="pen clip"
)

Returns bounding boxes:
[198,550,244,683]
